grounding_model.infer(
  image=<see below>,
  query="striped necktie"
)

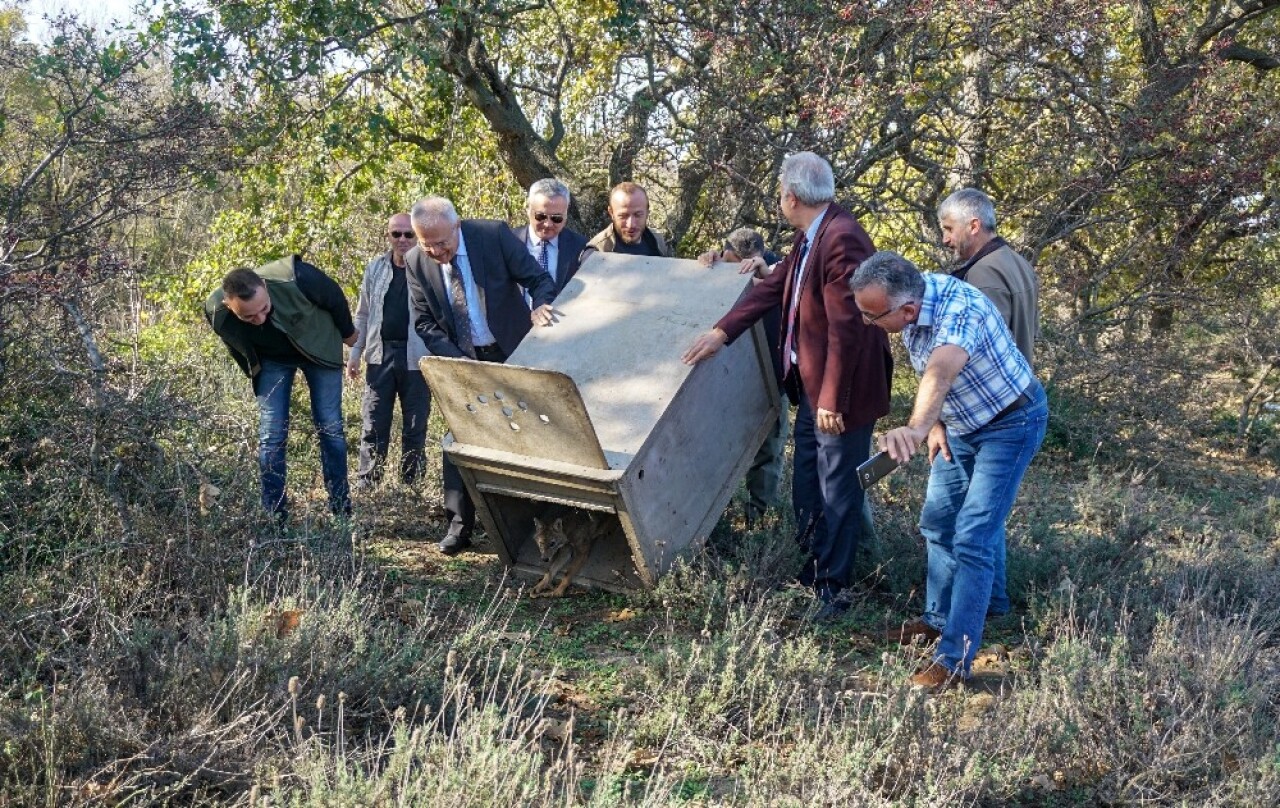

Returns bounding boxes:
[780,236,810,378]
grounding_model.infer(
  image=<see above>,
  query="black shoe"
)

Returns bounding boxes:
[438,534,473,556]
[812,586,850,623]
[814,599,850,623]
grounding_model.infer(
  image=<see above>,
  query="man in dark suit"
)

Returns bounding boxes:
[683,152,892,620]
[406,195,559,555]
[512,178,589,297]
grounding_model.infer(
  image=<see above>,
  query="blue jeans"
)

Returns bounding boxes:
[254,358,351,517]
[920,379,1047,674]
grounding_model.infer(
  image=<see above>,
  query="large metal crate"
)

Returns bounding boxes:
[419,251,781,592]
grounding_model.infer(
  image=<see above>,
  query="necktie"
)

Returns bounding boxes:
[446,262,474,357]
[780,236,810,378]
[537,239,551,280]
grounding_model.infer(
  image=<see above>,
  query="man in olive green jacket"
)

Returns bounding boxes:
[205,256,357,519]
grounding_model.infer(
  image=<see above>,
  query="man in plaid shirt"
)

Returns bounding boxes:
[850,251,1048,690]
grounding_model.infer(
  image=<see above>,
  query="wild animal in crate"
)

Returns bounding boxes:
[529,506,608,598]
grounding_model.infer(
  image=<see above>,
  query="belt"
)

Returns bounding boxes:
[382,339,408,347]
[992,390,1030,422]
[473,343,504,361]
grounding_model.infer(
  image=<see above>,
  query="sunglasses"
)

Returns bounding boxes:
[387,230,415,239]
[532,212,565,223]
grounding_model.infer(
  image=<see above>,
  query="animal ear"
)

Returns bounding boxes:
[553,517,564,531]
[532,517,544,530]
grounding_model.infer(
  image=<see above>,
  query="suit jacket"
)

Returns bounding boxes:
[716,203,892,426]
[407,219,556,358]
[511,224,589,295]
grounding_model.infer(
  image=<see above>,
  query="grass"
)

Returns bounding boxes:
[2,327,1279,806]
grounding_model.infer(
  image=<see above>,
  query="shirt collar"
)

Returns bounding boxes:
[803,204,830,245]
[913,273,942,328]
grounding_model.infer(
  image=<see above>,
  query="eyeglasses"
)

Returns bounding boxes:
[532,213,565,223]
[387,230,415,239]
[860,301,912,324]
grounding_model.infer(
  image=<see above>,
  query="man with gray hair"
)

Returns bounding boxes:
[513,178,588,297]
[406,195,559,556]
[938,187,1040,617]
[938,188,1038,367]
[347,212,432,489]
[850,251,1047,691]
[684,152,892,620]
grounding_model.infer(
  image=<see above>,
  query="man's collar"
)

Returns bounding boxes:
[803,205,830,243]
[952,235,1006,280]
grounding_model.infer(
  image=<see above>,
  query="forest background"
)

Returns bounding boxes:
[3,0,1280,804]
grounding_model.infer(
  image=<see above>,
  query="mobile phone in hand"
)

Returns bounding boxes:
[857,451,900,490]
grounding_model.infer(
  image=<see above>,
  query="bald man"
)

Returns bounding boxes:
[347,213,432,488]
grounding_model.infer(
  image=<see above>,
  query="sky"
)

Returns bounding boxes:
[17,0,148,42]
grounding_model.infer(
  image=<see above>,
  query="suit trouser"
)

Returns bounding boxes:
[791,389,874,597]
[442,343,507,539]
[357,346,431,484]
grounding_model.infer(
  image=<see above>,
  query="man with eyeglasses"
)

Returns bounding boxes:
[585,182,676,258]
[205,257,357,522]
[683,152,892,622]
[850,251,1047,691]
[405,196,559,556]
[513,178,589,298]
[347,213,432,489]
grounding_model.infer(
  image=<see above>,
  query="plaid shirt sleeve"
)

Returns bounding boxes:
[910,274,1033,434]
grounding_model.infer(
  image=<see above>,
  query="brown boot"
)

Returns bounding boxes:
[885,617,942,645]
[910,661,963,692]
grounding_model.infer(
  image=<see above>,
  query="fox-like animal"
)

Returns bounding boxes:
[529,505,609,598]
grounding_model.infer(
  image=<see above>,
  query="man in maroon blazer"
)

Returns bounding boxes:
[683,152,892,620]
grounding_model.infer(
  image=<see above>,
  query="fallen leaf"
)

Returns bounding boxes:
[605,608,637,623]
[397,601,425,626]
[273,610,303,638]
[1029,774,1057,791]
[198,481,221,515]
[627,748,662,770]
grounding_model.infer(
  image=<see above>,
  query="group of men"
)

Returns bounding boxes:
[682,155,1045,690]
[205,151,1045,691]
[205,179,675,551]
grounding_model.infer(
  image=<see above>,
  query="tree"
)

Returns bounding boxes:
[1,10,226,381]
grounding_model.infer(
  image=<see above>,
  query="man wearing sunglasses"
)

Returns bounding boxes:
[406,196,559,556]
[347,213,432,489]
[512,178,589,297]
[586,182,675,258]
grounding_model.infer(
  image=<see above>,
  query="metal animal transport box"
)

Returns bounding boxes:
[419,251,781,592]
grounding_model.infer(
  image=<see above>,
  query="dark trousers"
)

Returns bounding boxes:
[357,346,431,484]
[792,389,875,597]
[443,343,507,539]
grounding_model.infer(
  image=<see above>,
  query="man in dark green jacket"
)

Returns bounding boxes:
[205,256,357,519]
